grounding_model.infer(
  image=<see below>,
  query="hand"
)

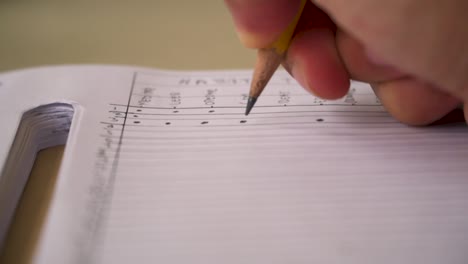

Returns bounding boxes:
[224,0,468,125]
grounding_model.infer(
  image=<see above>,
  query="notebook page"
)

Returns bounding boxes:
[89,70,468,264]
[0,65,145,263]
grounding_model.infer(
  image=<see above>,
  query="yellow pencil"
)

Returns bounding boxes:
[245,0,308,115]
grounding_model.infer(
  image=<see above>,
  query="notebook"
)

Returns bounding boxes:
[1,65,468,264]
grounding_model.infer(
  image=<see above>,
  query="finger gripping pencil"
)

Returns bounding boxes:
[245,0,308,115]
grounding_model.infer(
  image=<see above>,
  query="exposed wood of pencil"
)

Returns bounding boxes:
[245,48,283,115]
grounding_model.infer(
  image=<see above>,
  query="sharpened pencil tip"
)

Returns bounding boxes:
[245,97,257,116]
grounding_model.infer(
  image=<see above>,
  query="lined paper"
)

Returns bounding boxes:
[88,70,468,264]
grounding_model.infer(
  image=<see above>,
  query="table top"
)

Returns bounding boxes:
[0,1,254,263]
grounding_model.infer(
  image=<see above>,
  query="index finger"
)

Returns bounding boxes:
[224,0,303,48]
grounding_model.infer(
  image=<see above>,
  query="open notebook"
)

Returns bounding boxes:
[0,65,467,264]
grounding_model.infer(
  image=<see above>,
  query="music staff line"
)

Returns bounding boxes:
[127,116,392,122]
[107,115,392,122]
[101,120,400,129]
[109,103,383,110]
[101,118,400,128]
[129,92,315,98]
[109,109,388,116]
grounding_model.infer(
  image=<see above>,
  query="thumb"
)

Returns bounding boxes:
[224,0,303,48]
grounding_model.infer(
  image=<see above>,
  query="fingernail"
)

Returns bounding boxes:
[365,48,391,67]
[365,48,405,77]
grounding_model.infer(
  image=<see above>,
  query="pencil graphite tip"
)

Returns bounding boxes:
[245,97,257,116]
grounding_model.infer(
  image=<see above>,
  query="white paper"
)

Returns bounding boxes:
[1,66,468,264]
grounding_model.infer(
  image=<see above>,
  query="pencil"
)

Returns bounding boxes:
[245,0,308,115]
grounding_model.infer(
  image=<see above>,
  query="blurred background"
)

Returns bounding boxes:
[0,0,255,72]
[0,1,254,263]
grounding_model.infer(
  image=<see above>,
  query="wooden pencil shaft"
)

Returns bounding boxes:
[248,48,283,99]
[245,0,307,115]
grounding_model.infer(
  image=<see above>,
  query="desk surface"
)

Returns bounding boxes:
[0,1,254,263]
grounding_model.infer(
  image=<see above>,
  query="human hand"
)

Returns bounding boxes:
[224,0,468,125]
